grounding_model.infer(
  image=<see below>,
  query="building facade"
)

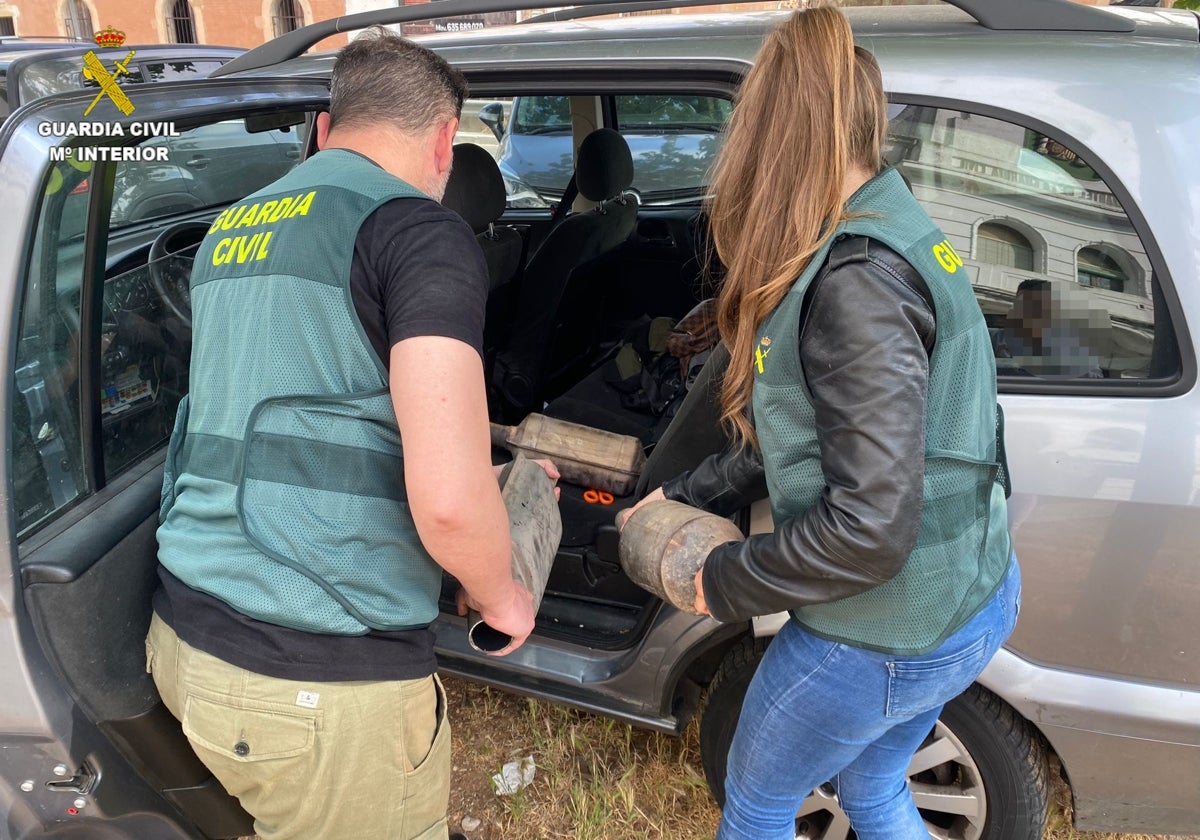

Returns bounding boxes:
[0,0,351,49]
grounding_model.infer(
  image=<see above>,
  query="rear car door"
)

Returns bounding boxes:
[0,77,327,840]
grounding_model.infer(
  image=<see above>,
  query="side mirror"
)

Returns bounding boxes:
[479,102,505,141]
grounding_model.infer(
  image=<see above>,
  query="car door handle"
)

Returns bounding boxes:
[185,156,210,169]
[284,148,301,159]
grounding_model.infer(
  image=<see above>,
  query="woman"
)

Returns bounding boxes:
[628,8,1020,840]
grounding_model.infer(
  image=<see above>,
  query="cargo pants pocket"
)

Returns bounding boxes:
[180,686,321,823]
[399,674,452,840]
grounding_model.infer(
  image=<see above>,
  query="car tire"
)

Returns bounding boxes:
[699,635,1050,840]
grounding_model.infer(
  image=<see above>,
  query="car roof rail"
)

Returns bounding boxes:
[212,0,1133,78]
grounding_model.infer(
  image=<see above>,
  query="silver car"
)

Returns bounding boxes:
[1,1,1197,838]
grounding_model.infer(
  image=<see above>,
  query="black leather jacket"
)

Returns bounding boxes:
[662,235,937,623]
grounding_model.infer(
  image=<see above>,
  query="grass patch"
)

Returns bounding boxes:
[445,677,719,839]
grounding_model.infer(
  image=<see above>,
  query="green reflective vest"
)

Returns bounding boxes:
[157,149,443,635]
[753,168,1012,655]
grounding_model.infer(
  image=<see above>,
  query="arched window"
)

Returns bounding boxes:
[167,0,197,44]
[1077,246,1128,293]
[63,0,94,41]
[273,0,305,37]
[977,221,1035,271]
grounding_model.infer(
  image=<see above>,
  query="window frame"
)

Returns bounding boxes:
[1075,242,1141,296]
[61,0,93,41]
[272,0,305,38]
[974,218,1041,273]
[888,93,1193,398]
[166,0,198,45]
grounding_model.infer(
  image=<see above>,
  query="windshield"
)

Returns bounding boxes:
[511,95,572,135]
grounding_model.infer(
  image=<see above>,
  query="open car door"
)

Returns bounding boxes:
[0,76,327,840]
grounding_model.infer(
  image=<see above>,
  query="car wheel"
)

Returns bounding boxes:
[699,636,1050,840]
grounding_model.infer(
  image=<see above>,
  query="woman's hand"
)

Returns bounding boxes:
[617,485,665,530]
[693,567,711,616]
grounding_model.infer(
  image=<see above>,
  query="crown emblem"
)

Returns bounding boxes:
[93,26,126,48]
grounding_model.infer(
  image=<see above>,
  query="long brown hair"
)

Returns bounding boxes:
[708,7,887,446]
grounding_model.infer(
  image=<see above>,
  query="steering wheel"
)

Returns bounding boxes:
[148,221,209,329]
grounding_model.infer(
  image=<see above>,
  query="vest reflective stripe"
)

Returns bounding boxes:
[157,150,442,635]
[752,168,1011,655]
[176,430,408,501]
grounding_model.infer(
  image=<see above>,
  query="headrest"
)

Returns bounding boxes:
[576,128,634,202]
[442,143,507,235]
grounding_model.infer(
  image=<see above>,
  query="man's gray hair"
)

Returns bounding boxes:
[330,27,467,134]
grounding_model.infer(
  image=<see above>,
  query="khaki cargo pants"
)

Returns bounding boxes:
[146,613,451,840]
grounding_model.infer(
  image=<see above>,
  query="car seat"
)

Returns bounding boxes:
[495,128,637,417]
[441,142,524,292]
[442,142,528,365]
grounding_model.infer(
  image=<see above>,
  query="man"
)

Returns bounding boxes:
[148,29,537,839]
[991,278,1105,378]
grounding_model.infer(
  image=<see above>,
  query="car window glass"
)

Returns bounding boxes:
[18,55,146,104]
[886,105,1177,383]
[98,252,194,480]
[143,59,225,82]
[13,159,93,534]
[454,94,730,210]
[98,114,308,481]
[614,94,729,206]
[454,96,570,209]
[110,117,305,228]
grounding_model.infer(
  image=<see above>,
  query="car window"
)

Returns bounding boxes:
[11,115,310,536]
[454,93,730,210]
[110,117,305,228]
[143,59,226,83]
[456,96,571,209]
[614,94,729,205]
[12,159,93,533]
[886,105,1177,383]
[98,250,195,480]
[98,115,307,478]
[14,55,234,105]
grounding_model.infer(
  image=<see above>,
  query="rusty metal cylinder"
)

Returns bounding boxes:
[468,454,563,654]
[490,414,645,496]
[617,499,743,614]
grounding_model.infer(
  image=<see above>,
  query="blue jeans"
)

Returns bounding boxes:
[717,558,1021,840]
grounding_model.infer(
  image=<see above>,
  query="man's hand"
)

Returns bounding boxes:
[391,336,524,629]
[693,567,711,616]
[617,485,665,530]
[455,580,536,655]
[494,458,562,501]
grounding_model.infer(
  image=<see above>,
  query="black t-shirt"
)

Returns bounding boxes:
[154,195,488,682]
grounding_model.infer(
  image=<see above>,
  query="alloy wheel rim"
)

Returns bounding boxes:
[793,720,986,840]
